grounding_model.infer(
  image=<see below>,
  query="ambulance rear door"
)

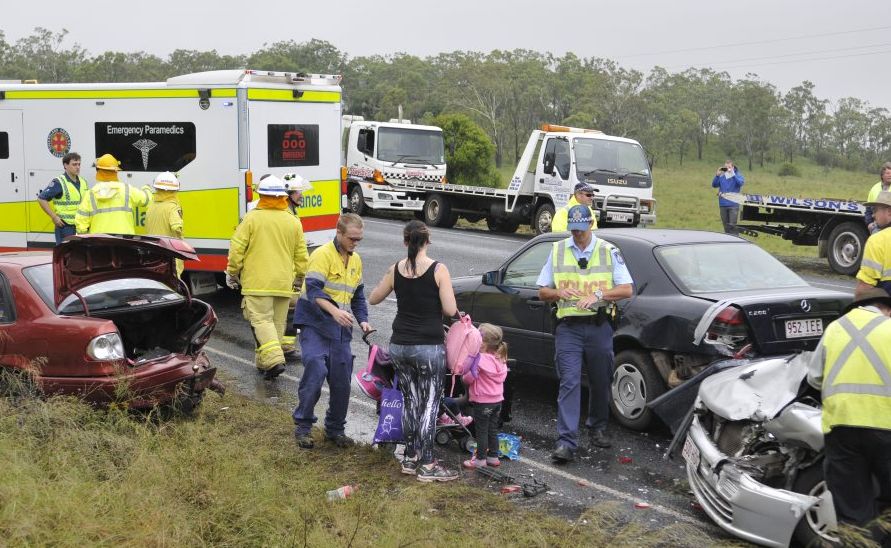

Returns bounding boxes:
[246,88,342,248]
[0,110,26,250]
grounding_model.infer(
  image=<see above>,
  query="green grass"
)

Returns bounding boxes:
[0,388,720,547]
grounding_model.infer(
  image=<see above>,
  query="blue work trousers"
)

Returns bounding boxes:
[292,326,354,437]
[55,224,76,244]
[554,320,614,451]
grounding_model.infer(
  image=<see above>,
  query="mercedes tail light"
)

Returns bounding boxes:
[704,306,750,356]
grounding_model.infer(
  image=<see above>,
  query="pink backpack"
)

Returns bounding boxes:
[445,313,482,376]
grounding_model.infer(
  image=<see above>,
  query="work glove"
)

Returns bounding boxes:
[225,273,240,289]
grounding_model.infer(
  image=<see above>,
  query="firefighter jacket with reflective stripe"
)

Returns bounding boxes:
[53,173,88,224]
[293,240,368,340]
[74,181,153,235]
[145,191,183,238]
[550,196,598,232]
[551,238,615,319]
[226,208,308,298]
[817,307,891,433]
[856,227,891,293]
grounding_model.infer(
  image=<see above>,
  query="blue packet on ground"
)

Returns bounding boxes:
[497,432,521,460]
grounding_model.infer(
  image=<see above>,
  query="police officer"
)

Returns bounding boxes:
[551,182,599,232]
[807,287,891,538]
[226,175,309,379]
[37,152,88,244]
[537,205,633,462]
[292,213,372,449]
[145,172,185,278]
[865,162,891,234]
[281,173,312,356]
[856,190,891,298]
[75,154,153,235]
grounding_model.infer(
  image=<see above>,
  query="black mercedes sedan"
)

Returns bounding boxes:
[451,229,851,430]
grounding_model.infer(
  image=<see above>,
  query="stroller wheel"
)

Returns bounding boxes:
[460,435,476,453]
[435,430,451,446]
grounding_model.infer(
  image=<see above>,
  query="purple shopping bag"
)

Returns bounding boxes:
[373,379,404,444]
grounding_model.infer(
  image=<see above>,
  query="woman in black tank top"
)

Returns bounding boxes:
[369,220,460,482]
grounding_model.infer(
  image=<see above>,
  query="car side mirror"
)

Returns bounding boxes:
[543,152,555,176]
[482,270,500,285]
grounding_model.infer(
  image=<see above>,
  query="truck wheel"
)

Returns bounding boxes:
[609,349,666,431]
[827,222,868,275]
[348,185,368,216]
[423,194,452,227]
[533,203,555,235]
[792,463,838,546]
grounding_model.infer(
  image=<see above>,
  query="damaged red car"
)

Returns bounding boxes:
[0,234,220,411]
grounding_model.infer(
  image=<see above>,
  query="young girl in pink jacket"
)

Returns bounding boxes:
[462,323,509,469]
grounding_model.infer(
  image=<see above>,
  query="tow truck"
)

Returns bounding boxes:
[723,192,868,275]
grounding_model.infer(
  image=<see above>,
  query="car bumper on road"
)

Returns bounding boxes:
[685,414,818,548]
[40,351,217,408]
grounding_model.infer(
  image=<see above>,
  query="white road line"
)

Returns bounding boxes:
[204,343,700,525]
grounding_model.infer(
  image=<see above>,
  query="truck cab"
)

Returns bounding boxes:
[342,116,446,215]
[517,125,655,232]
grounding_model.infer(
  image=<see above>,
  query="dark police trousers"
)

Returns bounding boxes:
[554,318,614,451]
[824,425,891,532]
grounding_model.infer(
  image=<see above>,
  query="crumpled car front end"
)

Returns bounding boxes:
[682,354,837,547]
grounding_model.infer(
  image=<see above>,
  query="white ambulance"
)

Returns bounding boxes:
[0,69,344,292]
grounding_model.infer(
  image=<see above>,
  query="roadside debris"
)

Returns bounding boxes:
[618,456,633,464]
[634,502,651,509]
[326,485,357,501]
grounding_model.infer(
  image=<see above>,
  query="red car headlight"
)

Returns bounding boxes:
[87,333,125,361]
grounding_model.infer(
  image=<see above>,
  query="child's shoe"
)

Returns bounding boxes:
[486,456,501,467]
[437,413,457,426]
[455,414,473,427]
[462,457,487,469]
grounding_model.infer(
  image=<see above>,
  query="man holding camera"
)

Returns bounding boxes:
[711,160,745,235]
[537,205,634,463]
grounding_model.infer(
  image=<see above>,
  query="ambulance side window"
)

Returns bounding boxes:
[0,132,8,159]
[503,242,553,288]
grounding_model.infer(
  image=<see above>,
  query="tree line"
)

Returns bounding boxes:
[2,28,889,180]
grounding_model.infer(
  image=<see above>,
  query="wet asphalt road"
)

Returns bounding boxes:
[200,217,856,542]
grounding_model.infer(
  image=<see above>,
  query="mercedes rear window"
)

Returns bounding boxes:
[655,242,807,293]
[23,264,183,315]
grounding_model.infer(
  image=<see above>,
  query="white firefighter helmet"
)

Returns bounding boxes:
[283,173,313,193]
[256,174,289,196]
[153,171,180,191]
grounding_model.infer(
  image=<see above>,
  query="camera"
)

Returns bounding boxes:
[720,167,728,172]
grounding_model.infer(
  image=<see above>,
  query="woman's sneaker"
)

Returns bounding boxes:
[416,461,459,482]
[485,456,501,467]
[462,457,486,469]
[401,457,419,475]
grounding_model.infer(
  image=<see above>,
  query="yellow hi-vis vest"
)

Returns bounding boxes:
[53,173,88,224]
[551,238,614,319]
[857,228,891,288]
[819,307,891,434]
[299,241,363,310]
[75,182,153,235]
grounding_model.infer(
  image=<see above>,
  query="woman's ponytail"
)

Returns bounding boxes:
[404,220,430,276]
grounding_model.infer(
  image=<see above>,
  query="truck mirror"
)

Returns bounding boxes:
[482,270,499,285]
[543,152,555,175]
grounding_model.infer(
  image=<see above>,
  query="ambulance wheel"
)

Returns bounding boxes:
[609,349,665,431]
[827,221,868,275]
[533,203,555,235]
[348,185,368,216]
[435,430,451,446]
[424,194,453,227]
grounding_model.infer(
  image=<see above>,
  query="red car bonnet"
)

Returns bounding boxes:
[52,234,199,308]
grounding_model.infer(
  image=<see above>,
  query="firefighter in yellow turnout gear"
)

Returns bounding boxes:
[281,173,312,356]
[145,171,185,277]
[226,175,309,379]
[75,153,153,235]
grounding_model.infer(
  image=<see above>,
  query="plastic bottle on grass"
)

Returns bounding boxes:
[327,485,357,501]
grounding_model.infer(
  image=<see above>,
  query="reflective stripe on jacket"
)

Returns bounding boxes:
[856,227,891,287]
[551,238,615,319]
[226,208,308,297]
[550,196,598,232]
[54,173,88,224]
[74,182,153,235]
[818,307,891,433]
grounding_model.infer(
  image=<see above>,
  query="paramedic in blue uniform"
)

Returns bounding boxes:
[537,205,633,463]
[292,213,372,449]
[37,152,88,244]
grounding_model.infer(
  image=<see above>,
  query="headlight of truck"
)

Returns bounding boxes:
[87,333,125,361]
[379,193,394,201]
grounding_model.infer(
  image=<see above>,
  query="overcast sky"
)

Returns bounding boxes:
[4,0,891,109]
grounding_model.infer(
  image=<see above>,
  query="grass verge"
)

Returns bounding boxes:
[0,390,719,547]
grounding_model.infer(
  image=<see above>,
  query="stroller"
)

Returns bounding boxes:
[355,330,475,452]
